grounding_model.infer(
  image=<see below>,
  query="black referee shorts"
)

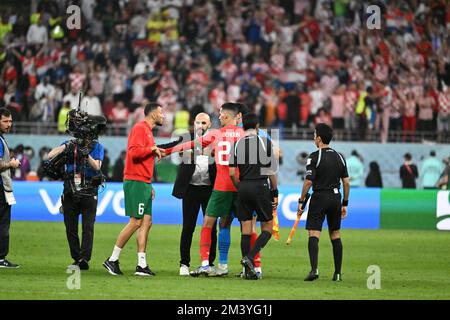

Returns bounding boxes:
[306,191,342,232]
[237,179,272,222]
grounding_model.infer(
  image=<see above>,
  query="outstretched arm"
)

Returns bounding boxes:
[163,130,217,156]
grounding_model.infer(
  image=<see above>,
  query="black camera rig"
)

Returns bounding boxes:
[43,90,107,196]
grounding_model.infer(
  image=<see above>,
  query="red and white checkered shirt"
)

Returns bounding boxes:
[344,89,358,114]
[69,72,86,92]
[270,53,285,75]
[438,91,450,116]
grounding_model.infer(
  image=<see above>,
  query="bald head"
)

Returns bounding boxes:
[195,113,210,123]
[194,112,211,136]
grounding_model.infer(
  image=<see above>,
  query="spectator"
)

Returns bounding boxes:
[173,105,190,132]
[377,82,392,143]
[400,153,419,189]
[12,144,30,181]
[365,161,383,188]
[69,65,86,93]
[110,101,129,126]
[57,100,71,134]
[63,88,81,110]
[401,91,417,142]
[320,67,339,98]
[420,151,444,189]
[346,150,364,187]
[344,82,358,136]
[80,88,103,116]
[26,17,48,46]
[314,108,332,127]
[417,87,434,138]
[0,0,448,143]
[331,85,345,130]
[437,86,450,141]
[309,82,326,121]
[283,86,301,130]
[355,84,370,141]
[35,76,56,101]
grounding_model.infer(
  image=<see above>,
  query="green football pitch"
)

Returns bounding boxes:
[0,221,449,300]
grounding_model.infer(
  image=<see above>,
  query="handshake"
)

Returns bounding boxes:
[153,137,183,161]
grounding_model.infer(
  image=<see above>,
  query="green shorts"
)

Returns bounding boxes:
[206,190,238,219]
[124,180,153,219]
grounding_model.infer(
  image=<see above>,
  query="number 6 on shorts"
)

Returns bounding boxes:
[123,180,153,218]
[138,203,145,216]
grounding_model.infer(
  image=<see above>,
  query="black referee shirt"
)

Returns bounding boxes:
[230,133,274,181]
[305,147,348,191]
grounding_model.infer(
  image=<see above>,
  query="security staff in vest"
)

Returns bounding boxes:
[0,108,21,268]
[47,126,105,271]
[297,123,350,282]
[172,112,217,276]
[229,113,277,280]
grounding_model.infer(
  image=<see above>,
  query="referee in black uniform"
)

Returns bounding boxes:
[297,123,350,282]
[229,113,277,280]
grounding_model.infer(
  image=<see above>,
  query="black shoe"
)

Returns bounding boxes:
[78,259,89,270]
[332,273,342,282]
[240,256,256,279]
[103,258,123,276]
[134,265,155,277]
[0,259,20,269]
[304,270,319,281]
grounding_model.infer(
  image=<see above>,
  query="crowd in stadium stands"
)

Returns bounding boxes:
[0,0,450,142]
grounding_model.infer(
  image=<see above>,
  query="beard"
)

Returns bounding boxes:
[195,128,205,136]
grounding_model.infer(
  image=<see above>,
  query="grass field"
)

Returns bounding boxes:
[0,221,449,300]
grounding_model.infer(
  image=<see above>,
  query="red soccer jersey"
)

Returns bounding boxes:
[166,125,244,192]
[123,120,156,183]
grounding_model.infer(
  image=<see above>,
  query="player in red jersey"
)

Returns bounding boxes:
[163,103,244,276]
[103,102,164,277]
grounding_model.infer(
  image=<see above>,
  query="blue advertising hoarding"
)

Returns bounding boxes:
[11,182,380,229]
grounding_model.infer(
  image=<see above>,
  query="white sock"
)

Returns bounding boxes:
[218,263,228,270]
[138,252,147,268]
[255,267,262,273]
[109,245,122,262]
[201,260,209,267]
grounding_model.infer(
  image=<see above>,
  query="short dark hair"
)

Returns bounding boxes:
[221,102,240,116]
[242,113,259,131]
[144,102,162,116]
[404,153,412,160]
[0,108,11,118]
[315,123,333,144]
[430,150,436,157]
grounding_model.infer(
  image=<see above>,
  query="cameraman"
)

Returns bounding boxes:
[47,138,104,270]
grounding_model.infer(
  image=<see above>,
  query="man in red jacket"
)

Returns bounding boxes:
[103,102,163,277]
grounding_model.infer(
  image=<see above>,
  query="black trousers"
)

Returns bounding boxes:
[0,185,11,259]
[180,185,217,267]
[62,192,98,262]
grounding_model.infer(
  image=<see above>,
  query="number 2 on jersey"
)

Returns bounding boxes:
[217,141,231,165]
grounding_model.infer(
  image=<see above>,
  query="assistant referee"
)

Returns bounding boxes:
[297,123,350,282]
[229,113,277,280]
